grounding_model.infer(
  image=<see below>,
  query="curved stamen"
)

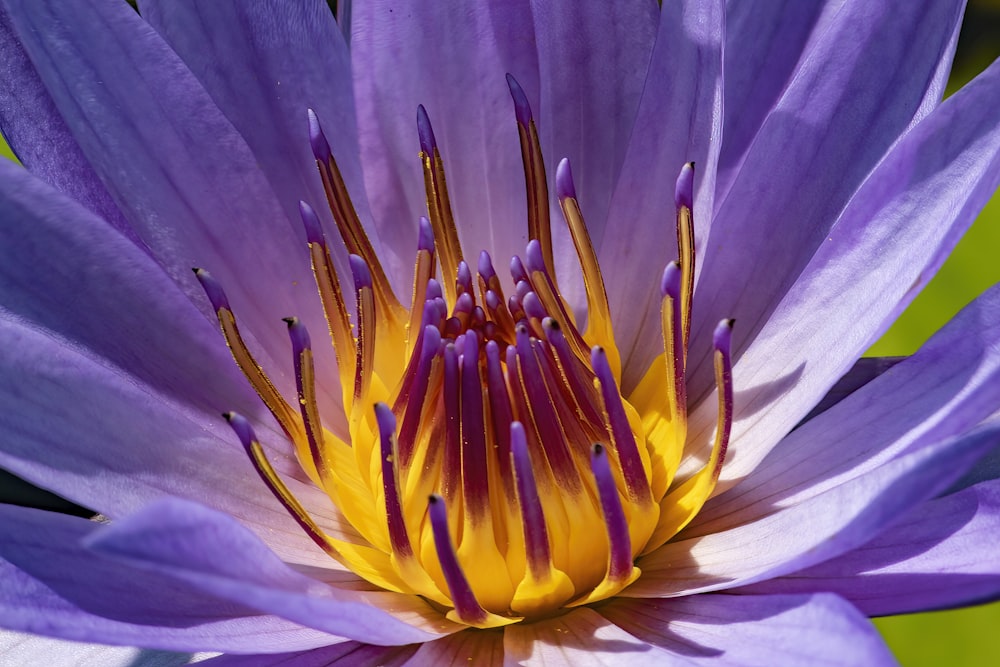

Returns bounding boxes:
[406,217,437,354]
[396,324,443,467]
[660,261,686,424]
[590,444,633,583]
[711,319,735,480]
[675,162,696,352]
[417,105,463,305]
[510,422,550,578]
[194,269,303,445]
[507,73,553,273]
[375,403,412,557]
[591,347,653,506]
[349,255,375,410]
[284,317,329,484]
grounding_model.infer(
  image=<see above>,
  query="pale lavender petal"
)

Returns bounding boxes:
[2,0,340,410]
[0,8,132,238]
[351,1,537,273]
[139,0,380,284]
[0,505,334,654]
[629,418,1000,597]
[685,56,1000,490]
[0,631,210,667]
[200,643,417,666]
[599,0,724,390]
[503,607,688,666]
[599,593,896,666]
[692,283,1000,533]
[687,0,965,402]
[86,497,456,645]
[0,316,356,565]
[0,159,255,419]
[401,630,503,666]
[737,478,1000,616]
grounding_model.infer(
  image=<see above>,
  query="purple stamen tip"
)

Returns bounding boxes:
[660,261,682,298]
[223,411,257,452]
[416,104,437,155]
[590,345,608,373]
[555,158,577,201]
[349,254,372,290]
[524,239,545,273]
[374,402,397,440]
[457,260,472,286]
[283,316,311,352]
[675,162,695,210]
[713,319,734,355]
[478,250,496,281]
[505,73,533,126]
[522,292,546,321]
[418,216,435,252]
[307,108,332,163]
[510,255,527,284]
[426,278,443,301]
[193,268,231,311]
[454,292,474,316]
[298,201,325,245]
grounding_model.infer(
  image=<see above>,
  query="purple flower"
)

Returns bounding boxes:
[1,0,999,664]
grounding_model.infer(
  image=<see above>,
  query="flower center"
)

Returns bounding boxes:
[197,75,734,628]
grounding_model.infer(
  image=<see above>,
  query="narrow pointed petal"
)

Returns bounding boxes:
[0,316,355,563]
[739,478,1000,617]
[630,419,1000,597]
[693,283,1000,533]
[688,0,966,402]
[139,0,384,278]
[599,593,897,666]
[0,8,131,236]
[687,56,1000,491]
[0,505,336,654]
[1,0,340,411]
[599,0,724,391]
[86,498,457,644]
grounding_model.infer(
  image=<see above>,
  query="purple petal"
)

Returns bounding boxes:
[693,283,1000,533]
[528,0,658,293]
[502,607,685,666]
[85,497,454,645]
[629,418,1000,597]
[200,643,418,666]
[0,7,132,238]
[0,315,356,564]
[599,593,896,666]
[0,159,255,419]
[2,0,340,410]
[686,0,965,403]
[0,631,210,667]
[738,478,1000,617]
[598,0,724,391]
[139,0,386,285]
[0,504,335,654]
[351,1,536,272]
[685,55,1000,491]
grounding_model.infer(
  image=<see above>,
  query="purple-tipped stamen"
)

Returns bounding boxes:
[396,325,443,465]
[712,319,735,477]
[192,268,231,312]
[460,330,490,517]
[510,255,528,284]
[505,73,533,126]
[375,403,412,557]
[590,444,633,582]
[418,215,435,253]
[428,494,487,623]
[307,108,332,163]
[555,158,577,201]
[456,260,474,299]
[510,422,551,578]
[416,104,438,155]
[522,291,548,323]
[674,162,695,211]
[442,343,462,499]
[426,278,444,302]
[349,254,373,290]
[591,347,651,504]
[485,341,516,497]
[298,201,326,245]
[661,261,682,299]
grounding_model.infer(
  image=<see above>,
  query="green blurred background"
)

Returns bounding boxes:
[1,2,999,664]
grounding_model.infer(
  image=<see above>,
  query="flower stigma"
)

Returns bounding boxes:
[197,75,735,628]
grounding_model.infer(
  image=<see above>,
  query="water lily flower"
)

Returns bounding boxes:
[2,0,1000,664]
